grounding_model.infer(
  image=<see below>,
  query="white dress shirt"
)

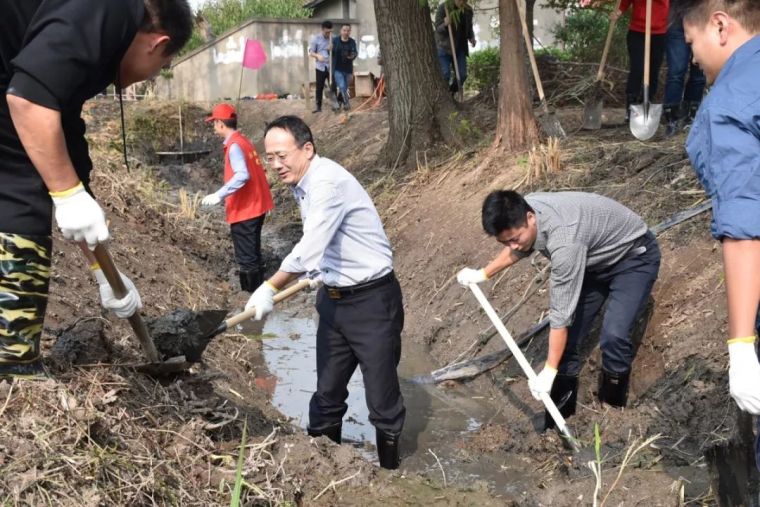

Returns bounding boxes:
[280,155,393,287]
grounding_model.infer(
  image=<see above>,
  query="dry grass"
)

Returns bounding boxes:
[0,370,300,506]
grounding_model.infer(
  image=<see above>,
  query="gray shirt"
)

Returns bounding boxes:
[280,155,393,287]
[525,192,649,329]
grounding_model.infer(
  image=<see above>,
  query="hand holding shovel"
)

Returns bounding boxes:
[467,283,580,452]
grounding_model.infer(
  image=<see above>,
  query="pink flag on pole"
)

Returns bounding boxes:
[242,39,267,70]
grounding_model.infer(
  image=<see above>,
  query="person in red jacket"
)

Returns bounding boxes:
[202,104,274,292]
[611,0,670,121]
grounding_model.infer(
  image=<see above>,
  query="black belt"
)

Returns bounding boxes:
[324,271,395,300]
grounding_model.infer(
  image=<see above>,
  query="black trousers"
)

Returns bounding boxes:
[315,68,330,109]
[229,214,265,272]
[309,274,406,434]
[559,231,661,376]
[626,30,666,101]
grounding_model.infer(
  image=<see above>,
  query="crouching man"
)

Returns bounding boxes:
[246,116,405,469]
[458,191,660,428]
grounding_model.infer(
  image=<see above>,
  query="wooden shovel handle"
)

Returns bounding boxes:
[514,0,546,102]
[644,0,652,86]
[92,244,160,363]
[444,4,464,101]
[596,0,623,81]
[225,279,313,328]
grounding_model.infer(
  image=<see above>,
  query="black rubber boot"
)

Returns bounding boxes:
[624,94,638,123]
[598,369,630,408]
[307,423,341,444]
[544,374,578,431]
[683,100,701,131]
[0,233,51,381]
[376,428,400,470]
[238,270,263,293]
[663,105,680,137]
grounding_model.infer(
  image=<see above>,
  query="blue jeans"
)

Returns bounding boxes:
[664,22,706,106]
[333,70,351,106]
[437,47,468,88]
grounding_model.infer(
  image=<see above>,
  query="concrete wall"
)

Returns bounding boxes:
[156,16,380,102]
[470,0,565,50]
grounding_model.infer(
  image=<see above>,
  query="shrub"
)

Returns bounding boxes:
[467,46,500,91]
[552,8,630,68]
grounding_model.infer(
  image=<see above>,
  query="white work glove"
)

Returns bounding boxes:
[728,340,760,415]
[528,364,557,401]
[201,193,222,206]
[51,183,109,250]
[306,276,323,291]
[456,267,488,286]
[93,269,143,319]
[246,282,278,320]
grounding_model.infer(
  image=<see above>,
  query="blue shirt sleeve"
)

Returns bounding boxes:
[216,143,250,199]
[698,107,760,239]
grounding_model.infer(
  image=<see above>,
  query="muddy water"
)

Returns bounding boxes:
[240,307,533,496]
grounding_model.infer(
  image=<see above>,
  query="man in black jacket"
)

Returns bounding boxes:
[0,0,193,378]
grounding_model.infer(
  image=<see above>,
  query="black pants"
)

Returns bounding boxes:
[229,215,265,272]
[626,30,666,101]
[309,274,406,434]
[559,232,661,376]
[315,68,330,109]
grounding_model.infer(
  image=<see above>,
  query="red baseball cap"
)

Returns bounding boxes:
[205,103,237,122]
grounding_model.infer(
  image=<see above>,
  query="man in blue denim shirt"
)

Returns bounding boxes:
[675,0,760,469]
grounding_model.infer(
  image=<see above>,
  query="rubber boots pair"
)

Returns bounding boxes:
[307,423,342,444]
[0,233,51,380]
[598,369,630,407]
[238,269,264,293]
[544,374,578,430]
[307,424,400,470]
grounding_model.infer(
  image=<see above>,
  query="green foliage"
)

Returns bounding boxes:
[552,7,630,67]
[448,111,482,140]
[466,46,500,91]
[182,0,313,55]
[534,46,572,61]
[230,419,247,507]
[594,422,602,463]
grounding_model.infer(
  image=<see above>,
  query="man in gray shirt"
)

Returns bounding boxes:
[308,20,333,113]
[458,191,660,429]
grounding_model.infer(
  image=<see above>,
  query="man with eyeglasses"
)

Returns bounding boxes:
[247,115,405,470]
[457,191,660,430]
[201,103,274,293]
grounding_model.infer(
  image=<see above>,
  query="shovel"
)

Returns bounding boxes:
[140,279,314,375]
[467,283,580,452]
[629,0,662,140]
[581,0,622,130]
[445,4,464,102]
[515,0,566,139]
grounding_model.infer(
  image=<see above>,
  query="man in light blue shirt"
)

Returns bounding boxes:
[675,0,760,481]
[308,20,334,113]
[247,115,405,469]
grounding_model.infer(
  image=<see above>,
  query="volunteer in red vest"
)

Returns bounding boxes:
[202,104,274,292]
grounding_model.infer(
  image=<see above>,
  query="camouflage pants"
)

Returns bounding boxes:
[0,233,51,364]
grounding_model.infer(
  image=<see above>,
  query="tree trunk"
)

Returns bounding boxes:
[374,0,460,167]
[493,0,540,151]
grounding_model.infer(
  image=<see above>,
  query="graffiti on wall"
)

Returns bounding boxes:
[213,35,247,65]
[270,29,305,59]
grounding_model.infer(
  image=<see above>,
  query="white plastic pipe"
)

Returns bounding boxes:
[468,283,579,450]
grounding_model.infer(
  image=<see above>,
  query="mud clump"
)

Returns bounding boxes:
[147,309,222,362]
[50,318,111,368]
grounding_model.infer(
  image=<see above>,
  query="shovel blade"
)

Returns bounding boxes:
[537,102,566,139]
[581,99,603,130]
[629,103,662,141]
[195,310,229,338]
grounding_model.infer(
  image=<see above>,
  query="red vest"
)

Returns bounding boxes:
[224,131,274,224]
